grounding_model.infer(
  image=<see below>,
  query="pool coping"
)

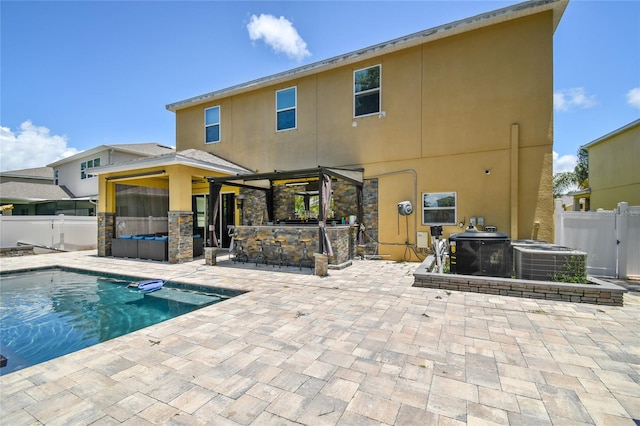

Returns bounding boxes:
[0,265,247,298]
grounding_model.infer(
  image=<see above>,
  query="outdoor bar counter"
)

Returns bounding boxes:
[231,223,356,267]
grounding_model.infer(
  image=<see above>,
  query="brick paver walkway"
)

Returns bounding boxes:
[1,251,639,424]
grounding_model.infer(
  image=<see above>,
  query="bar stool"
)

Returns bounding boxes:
[254,230,267,266]
[298,232,313,269]
[229,227,248,264]
[272,230,287,268]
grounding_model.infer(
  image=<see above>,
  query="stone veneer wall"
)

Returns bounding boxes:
[413,260,626,306]
[232,225,352,266]
[242,189,267,226]
[168,211,193,264]
[240,177,379,252]
[361,178,379,254]
[325,225,352,265]
[97,212,115,257]
[331,180,357,221]
[273,185,297,221]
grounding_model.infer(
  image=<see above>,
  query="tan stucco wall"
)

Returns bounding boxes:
[588,123,640,210]
[174,12,555,260]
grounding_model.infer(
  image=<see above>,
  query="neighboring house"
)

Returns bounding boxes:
[47,143,175,199]
[1,143,175,216]
[0,167,75,215]
[93,0,568,263]
[581,119,640,210]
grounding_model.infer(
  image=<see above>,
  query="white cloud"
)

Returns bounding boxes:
[626,87,640,108]
[554,87,597,112]
[0,121,80,172]
[247,14,311,61]
[553,151,577,174]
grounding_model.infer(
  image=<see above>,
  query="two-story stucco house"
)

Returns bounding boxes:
[581,119,640,210]
[93,0,568,264]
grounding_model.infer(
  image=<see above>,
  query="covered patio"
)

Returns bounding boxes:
[207,166,366,268]
[92,149,250,264]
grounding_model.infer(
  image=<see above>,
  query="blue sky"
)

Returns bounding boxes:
[1,0,638,173]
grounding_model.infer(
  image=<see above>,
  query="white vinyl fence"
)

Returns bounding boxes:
[0,215,97,251]
[555,200,640,279]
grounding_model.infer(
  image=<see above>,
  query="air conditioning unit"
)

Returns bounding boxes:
[512,241,587,281]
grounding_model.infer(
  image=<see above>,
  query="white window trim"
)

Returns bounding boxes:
[276,86,297,132]
[80,158,100,180]
[204,105,221,144]
[421,192,457,226]
[353,64,381,118]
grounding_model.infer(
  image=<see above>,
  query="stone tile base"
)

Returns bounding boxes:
[168,211,193,264]
[97,213,115,257]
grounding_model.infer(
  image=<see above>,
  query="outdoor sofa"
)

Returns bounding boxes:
[112,234,204,261]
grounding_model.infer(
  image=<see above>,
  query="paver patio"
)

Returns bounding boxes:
[1,251,639,425]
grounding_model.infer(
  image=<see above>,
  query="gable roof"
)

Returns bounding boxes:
[166,0,568,112]
[47,143,175,167]
[0,181,74,202]
[0,166,54,180]
[89,148,251,176]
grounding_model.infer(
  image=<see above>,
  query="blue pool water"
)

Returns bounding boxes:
[0,268,240,375]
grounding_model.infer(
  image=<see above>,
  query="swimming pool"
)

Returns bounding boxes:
[0,268,242,375]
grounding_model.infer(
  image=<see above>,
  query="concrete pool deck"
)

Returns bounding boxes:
[1,251,639,425]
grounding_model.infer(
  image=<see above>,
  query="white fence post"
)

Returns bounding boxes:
[59,214,65,250]
[554,198,564,245]
[617,202,629,279]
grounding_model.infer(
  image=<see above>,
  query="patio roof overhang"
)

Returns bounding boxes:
[207,166,364,190]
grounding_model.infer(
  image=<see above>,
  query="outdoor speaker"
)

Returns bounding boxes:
[398,201,413,216]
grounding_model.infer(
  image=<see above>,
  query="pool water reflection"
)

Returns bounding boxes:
[0,268,240,375]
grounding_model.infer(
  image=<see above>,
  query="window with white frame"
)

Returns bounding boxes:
[354,65,381,117]
[422,192,457,225]
[54,170,59,185]
[276,87,296,131]
[205,106,221,143]
[80,158,101,180]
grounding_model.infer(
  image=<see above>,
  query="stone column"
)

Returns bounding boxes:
[205,247,217,266]
[168,211,193,264]
[314,253,328,276]
[97,212,115,257]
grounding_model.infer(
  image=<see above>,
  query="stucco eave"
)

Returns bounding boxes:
[581,118,640,150]
[89,154,248,178]
[166,0,568,112]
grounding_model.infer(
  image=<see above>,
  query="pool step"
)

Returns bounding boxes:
[144,289,221,307]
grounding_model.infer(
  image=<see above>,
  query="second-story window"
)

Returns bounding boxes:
[354,65,381,117]
[276,87,296,131]
[80,158,100,179]
[80,158,100,180]
[205,106,221,143]
[54,170,59,185]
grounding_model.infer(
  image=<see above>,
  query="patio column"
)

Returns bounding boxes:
[97,177,116,257]
[168,168,194,263]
